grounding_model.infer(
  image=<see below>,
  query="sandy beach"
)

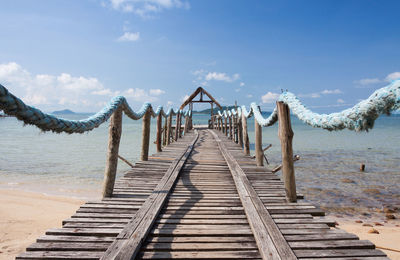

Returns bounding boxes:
[0,189,84,260]
[0,188,399,259]
[338,220,400,260]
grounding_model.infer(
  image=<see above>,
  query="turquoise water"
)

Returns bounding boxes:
[0,113,399,218]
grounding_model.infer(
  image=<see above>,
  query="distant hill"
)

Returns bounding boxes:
[52,109,76,115]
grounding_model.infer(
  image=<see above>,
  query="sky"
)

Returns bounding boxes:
[0,0,400,113]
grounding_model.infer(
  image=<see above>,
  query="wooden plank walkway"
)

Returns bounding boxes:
[17,129,388,259]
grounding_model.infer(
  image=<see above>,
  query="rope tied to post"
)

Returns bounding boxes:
[216,80,400,132]
[0,84,191,134]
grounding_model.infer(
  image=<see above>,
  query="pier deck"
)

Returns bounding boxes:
[17,129,387,259]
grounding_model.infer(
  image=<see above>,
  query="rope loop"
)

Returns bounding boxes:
[0,84,190,134]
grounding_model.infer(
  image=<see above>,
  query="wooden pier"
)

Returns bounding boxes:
[11,87,389,259]
[17,128,387,259]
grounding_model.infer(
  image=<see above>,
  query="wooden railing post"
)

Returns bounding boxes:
[255,108,264,166]
[102,108,123,198]
[277,101,297,202]
[163,115,168,146]
[229,115,233,139]
[156,113,162,152]
[184,115,189,135]
[175,112,180,141]
[242,112,250,155]
[140,109,151,161]
[238,116,243,147]
[234,115,238,143]
[167,114,172,145]
[178,113,183,138]
[224,116,228,136]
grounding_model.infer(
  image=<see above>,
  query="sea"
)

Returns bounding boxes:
[1,112,399,219]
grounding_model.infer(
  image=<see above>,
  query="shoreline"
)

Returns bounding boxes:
[0,188,399,260]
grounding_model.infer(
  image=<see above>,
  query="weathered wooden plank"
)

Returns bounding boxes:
[210,130,296,260]
[100,130,199,260]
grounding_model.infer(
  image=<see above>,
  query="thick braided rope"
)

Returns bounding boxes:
[216,80,400,131]
[0,84,189,134]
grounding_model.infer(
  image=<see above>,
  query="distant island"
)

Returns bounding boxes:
[52,109,76,115]
[193,106,237,114]
[193,106,272,115]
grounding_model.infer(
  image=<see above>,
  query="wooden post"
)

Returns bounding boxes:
[175,112,180,141]
[167,114,172,145]
[156,113,162,152]
[102,108,123,198]
[211,103,214,129]
[163,115,168,146]
[242,113,250,155]
[255,110,263,166]
[234,115,238,143]
[178,113,182,138]
[140,109,151,161]
[224,116,228,136]
[277,101,296,202]
[229,115,233,139]
[184,115,189,135]
[238,116,243,147]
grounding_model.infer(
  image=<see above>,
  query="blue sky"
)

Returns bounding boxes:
[0,0,399,112]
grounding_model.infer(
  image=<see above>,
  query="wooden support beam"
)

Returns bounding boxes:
[102,108,122,198]
[163,115,168,146]
[178,113,182,138]
[238,116,243,147]
[229,115,233,139]
[277,101,297,202]
[141,109,151,161]
[210,103,214,129]
[156,113,162,152]
[234,115,239,144]
[184,115,189,135]
[224,116,228,136]
[175,112,180,141]
[255,107,264,166]
[242,112,250,155]
[166,114,172,145]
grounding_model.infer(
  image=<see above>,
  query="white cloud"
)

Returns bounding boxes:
[321,89,343,94]
[239,82,245,87]
[354,78,381,85]
[246,94,253,98]
[92,89,114,96]
[298,93,321,98]
[0,62,162,111]
[149,88,165,96]
[108,0,190,18]
[386,72,400,82]
[117,32,140,42]
[205,72,239,83]
[261,92,280,104]
[167,101,174,106]
[299,89,343,98]
[235,88,240,92]
[337,98,345,104]
[124,88,159,102]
